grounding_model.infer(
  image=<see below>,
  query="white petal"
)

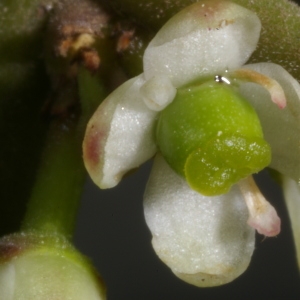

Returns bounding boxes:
[140,74,177,111]
[282,176,300,269]
[0,262,15,300]
[239,63,300,182]
[144,154,255,287]
[229,68,287,109]
[83,75,157,189]
[143,1,261,87]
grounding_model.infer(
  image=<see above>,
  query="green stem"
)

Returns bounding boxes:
[78,67,107,121]
[21,117,86,238]
[21,67,106,239]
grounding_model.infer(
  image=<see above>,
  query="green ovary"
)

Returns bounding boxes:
[156,81,271,196]
[185,134,270,195]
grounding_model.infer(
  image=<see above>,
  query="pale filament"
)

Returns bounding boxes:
[238,176,281,237]
[229,68,287,109]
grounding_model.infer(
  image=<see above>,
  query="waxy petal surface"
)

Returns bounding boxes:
[239,63,300,182]
[143,0,261,87]
[144,154,255,287]
[83,75,157,188]
[283,176,300,269]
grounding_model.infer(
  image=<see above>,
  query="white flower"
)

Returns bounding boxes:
[83,0,300,287]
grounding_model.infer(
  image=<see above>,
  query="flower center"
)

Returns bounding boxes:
[156,79,271,196]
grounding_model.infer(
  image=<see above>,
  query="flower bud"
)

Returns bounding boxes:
[0,233,106,300]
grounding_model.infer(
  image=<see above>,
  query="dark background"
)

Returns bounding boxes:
[74,0,300,298]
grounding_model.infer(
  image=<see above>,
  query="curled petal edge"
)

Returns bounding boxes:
[231,68,286,109]
[83,75,157,189]
[143,0,261,87]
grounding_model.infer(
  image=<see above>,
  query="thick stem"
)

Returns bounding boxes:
[21,116,86,239]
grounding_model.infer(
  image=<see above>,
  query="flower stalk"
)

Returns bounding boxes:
[0,66,108,299]
[21,114,86,238]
